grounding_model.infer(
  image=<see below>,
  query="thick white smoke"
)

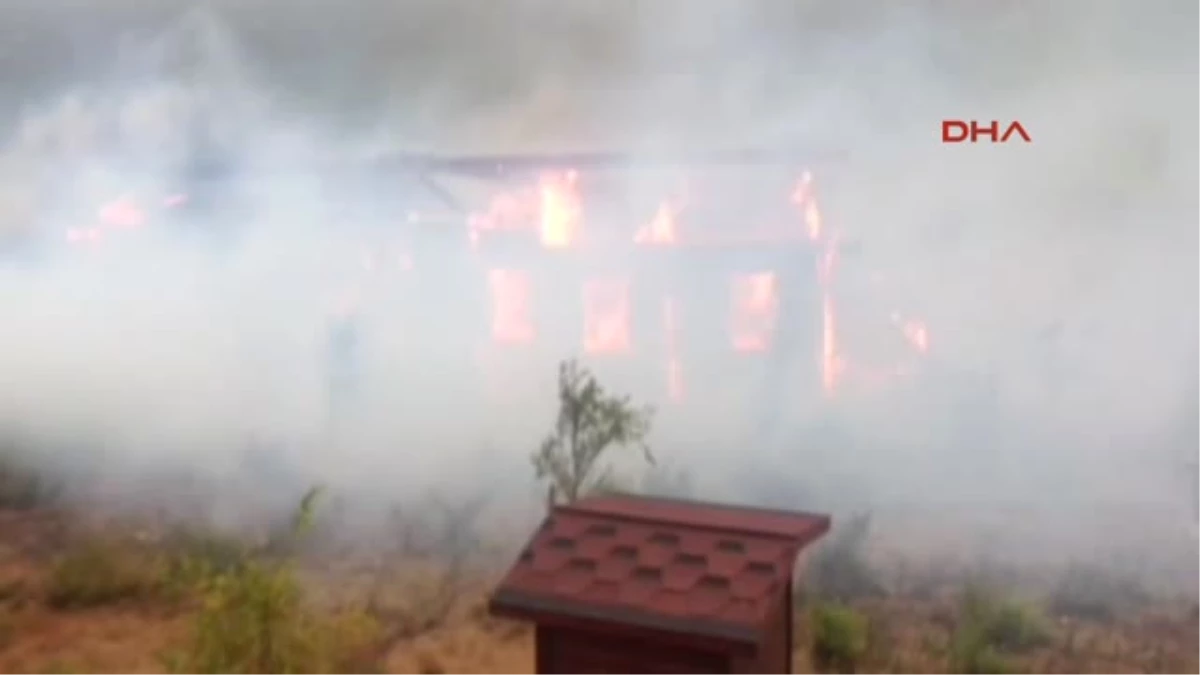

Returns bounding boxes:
[0,1,1195,576]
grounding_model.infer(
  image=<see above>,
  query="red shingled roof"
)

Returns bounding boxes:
[489,495,830,647]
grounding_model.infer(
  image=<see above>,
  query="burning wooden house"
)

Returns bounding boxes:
[465,175,824,399]
[48,149,931,406]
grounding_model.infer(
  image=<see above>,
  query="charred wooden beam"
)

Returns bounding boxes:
[182,147,826,182]
[369,147,827,180]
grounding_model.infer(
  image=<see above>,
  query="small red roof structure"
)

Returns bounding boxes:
[489,494,831,674]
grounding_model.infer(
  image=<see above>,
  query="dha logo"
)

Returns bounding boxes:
[942,120,1032,144]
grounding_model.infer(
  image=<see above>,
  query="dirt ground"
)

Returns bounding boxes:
[0,507,1196,674]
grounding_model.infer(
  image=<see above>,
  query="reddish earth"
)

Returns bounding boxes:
[0,506,1195,674]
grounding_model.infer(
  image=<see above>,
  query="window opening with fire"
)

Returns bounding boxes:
[466,168,932,400]
[731,272,780,354]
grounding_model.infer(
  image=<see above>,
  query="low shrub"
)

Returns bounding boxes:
[167,560,378,674]
[810,602,869,673]
[950,584,1052,674]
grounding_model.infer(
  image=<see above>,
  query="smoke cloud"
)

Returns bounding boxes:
[0,1,1195,579]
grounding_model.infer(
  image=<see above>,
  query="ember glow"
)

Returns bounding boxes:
[731,272,780,353]
[889,311,930,355]
[582,278,632,354]
[901,317,930,354]
[488,268,535,345]
[468,190,534,247]
[98,195,147,229]
[66,194,147,246]
[791,170,822,242]
[633,198,682,245]
[66,191,187,247]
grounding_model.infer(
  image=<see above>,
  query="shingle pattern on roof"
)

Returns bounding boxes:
[490,495,830,642]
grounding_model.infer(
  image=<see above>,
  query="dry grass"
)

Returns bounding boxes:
[44,542,166,610]
[0,603,188,673]
[0,503,1195,674]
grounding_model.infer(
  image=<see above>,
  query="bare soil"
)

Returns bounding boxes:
[0,507,1196,674]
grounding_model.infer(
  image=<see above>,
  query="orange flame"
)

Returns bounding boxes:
[731,272,780,353]
[538,170,582,248]
[903,320,929,354]
[792,171,822,241]
[583,279,631,354]
[67,193,161,247]
[468,192,529,246]
[468,170,583,249]
[793,173,843,394]
[891,312,930,354]
[634,199,683,245]
[467,168,930,395]
[797,171,931,395]
[488,269,535,345]
[472,194,525,231]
